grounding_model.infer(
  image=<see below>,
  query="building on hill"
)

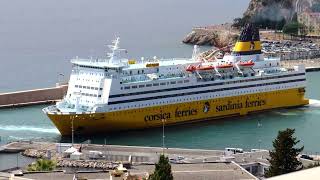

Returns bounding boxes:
[298,12,320,36]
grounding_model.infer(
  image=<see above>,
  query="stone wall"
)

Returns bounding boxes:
[0,84,68,108]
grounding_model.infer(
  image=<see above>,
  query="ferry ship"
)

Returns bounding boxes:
[43,24,309,136]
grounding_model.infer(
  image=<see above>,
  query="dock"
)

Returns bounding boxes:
[0,84,67,109]
[1,141,319,180]
[0,141,260,180]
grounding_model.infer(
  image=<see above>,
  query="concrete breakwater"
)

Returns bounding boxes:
[0,84,68,108]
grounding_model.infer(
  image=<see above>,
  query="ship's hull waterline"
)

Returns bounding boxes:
[47,88,308,136]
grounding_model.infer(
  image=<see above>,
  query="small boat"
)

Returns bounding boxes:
[196,65,214,71]
[186,65,196,72]
[238,60,255,67]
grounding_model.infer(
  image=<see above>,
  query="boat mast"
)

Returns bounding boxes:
[107,37,120,64]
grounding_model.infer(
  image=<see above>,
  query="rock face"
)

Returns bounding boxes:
[244,0,320,22]
[244,0,295,22]
[182,24,239,47]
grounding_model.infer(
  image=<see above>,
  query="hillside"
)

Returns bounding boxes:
[233,0,320,29]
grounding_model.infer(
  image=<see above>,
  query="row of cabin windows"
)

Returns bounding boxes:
[127,68,158,75]
[121,79,190,90]
[80,93,102,97]
[109,84,298,111]
[76,78,101,83]
[126,67,184,76]
[75,85,103,91]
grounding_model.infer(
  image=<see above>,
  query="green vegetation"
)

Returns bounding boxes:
[27,159,56,172]
[232,15,251,29]
[149,154,173,180]
[282,21,306,35]
[232,16,286,30]
[282,22,298,34]
[265,128,304,178]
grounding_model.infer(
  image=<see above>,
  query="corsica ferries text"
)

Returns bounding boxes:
[144,108,197,122]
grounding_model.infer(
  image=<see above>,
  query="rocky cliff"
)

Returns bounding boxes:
[182,0,320,46]
[244,0,295,22]
[244,0,320,23]
[182,24,239,47]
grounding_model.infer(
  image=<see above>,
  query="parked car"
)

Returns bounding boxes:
[300,154,313,160]
[225,148,243,154]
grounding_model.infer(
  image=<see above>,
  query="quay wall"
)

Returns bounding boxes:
[0,84,68,108]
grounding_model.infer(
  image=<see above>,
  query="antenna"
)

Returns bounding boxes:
[192,45,200,60]
[107,37,120,64]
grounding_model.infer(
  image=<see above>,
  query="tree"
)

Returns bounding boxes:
[27,159,56,172]
[149,154,173,180]
[282,22,305,35]
[265,128,304,177]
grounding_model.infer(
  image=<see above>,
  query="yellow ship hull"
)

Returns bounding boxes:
[47,88,309,136]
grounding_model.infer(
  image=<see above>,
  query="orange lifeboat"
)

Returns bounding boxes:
[216,63,233,69]
[238,60,255,67]
[195,65,214,71]
[186,65,196,72]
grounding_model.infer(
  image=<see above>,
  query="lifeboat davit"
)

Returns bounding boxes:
[186,65,196,72]
[238,60,255,67]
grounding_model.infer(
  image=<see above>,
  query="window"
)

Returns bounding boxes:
[91,87,94,90]
[95,87,98,90]
[170,81,176,84]
[75,85,79,88]
[184,80,189,83]
[146,84,152,87]
[98,95,101,97]
[125,86,130,89]
[153,83,159,86]
[178,81,183,84]
[100,88,103,90]
[132,85,137,89]
[139,85,145,88]
[160,82,166,86]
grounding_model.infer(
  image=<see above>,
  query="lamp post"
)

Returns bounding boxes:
[71,115,76,146]
[258,120,262,151]
[162,119,166,154]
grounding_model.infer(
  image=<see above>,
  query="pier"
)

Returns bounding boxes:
[0,84,68,109]
[1,141,319,179]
